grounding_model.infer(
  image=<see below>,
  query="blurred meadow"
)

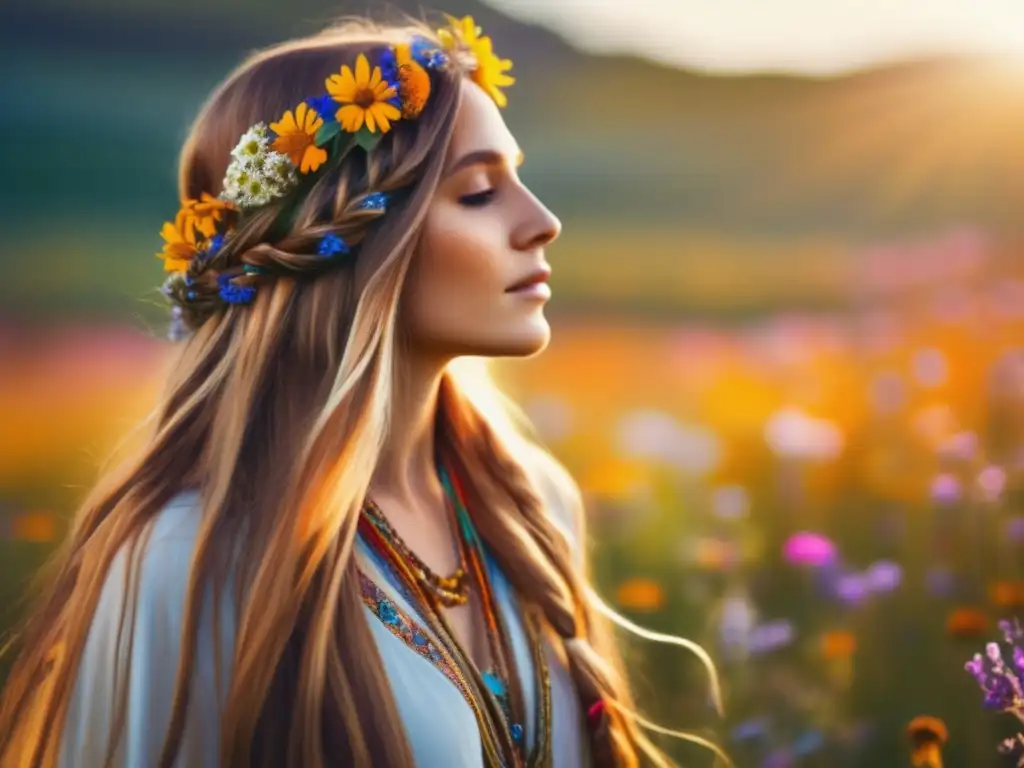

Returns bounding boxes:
[3,0,1024,765]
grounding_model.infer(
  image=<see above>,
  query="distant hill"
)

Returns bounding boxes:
[3,1,1022,318]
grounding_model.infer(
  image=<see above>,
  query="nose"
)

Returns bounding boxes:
[512,188,561,252]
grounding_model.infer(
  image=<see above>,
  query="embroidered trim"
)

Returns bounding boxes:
[357,570,476,703]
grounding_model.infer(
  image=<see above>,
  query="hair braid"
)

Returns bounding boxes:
[163,125,431,335]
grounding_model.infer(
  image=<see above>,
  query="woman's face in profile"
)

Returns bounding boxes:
[403,78,562,362]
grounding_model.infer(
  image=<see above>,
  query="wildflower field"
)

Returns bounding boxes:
[4,275,1024,765]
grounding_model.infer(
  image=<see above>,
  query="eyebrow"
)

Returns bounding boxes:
[445,148,524,177]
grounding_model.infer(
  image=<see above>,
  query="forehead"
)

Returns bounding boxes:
[445,79,519,165]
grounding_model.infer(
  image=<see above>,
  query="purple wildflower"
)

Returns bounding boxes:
[1001,619,1024,644]
[782,531,836,567]
[930,473,962,505]
[966,622,1024,728]
[997,733,1024,764]
[1006,517,1024,544]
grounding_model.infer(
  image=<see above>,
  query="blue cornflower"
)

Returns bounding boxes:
[359,192,389,211]
[378,47,398,87]
[206,233,225,255]
[317,233,350,257]
[306,94,338,123]
[410,35,447,69]
[217,273,256,305]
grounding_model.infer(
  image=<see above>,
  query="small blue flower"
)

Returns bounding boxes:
[306,94,338,123]
[186,290,197,302]
[378,47,398,87]
[217,273,256,305]
[410,36,447,69]
[510,723,523,744]
[412,631,428,647]
[359,192,389,212]
[207,233,225,255]
[317,233,350,257]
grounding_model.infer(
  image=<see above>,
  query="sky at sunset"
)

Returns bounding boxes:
[488,0,1024,74]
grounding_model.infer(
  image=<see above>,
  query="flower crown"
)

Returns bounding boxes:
[157,16,513,337]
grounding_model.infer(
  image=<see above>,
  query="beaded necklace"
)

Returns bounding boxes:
[357,459,552,768]
[362,496,470,607]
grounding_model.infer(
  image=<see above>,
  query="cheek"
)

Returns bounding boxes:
[405,207,504,332]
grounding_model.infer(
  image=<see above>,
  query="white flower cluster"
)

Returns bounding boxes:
[219,123,299,208]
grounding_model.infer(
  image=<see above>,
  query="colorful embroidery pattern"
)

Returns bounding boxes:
[357,569,476,704]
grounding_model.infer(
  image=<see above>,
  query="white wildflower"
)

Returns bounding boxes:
[230,123,271,163]
[218,127,298,208]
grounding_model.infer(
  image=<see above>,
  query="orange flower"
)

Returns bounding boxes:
[181,193,232,238]
[820,630,857,659]
[158,208,201,272]
[394,43,431,119]
[907,716,948,768]
[615,578,665,612]
[946,606,988,638]
[270,102,328,173]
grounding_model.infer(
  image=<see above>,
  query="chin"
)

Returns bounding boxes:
[473,319,552,359]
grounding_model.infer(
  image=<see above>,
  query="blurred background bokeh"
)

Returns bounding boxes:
[4,0,1024,765]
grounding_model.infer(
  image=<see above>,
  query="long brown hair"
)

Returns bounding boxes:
[0,18,723,768]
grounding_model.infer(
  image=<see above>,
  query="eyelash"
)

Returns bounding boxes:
[458,188,497,207]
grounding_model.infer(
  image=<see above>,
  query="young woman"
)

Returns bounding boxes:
[0,15,721,768]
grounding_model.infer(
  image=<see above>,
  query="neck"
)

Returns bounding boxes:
[369,352,450,511]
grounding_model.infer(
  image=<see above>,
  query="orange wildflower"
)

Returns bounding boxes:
[270,102,328,173]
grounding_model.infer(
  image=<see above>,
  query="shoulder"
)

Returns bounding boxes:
[60,490,232,767]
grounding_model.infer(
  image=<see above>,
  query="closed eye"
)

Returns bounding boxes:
[458,189,496,207]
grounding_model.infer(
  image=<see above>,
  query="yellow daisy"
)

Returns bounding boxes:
[270,102,328,173]
[438,15,515,108]
[158,208,201,272]
[181,193,232,238]
[325,53,401,134]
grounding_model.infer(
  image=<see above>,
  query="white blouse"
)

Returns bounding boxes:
[59,490,590,767]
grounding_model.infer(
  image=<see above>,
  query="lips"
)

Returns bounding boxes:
[506,267,552,292]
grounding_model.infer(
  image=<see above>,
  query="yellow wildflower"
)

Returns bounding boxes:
[270,102,328,173]
[325,53,401,134]
[438,15,515,107]
[181,193,232,238]
[158,208,201,272]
